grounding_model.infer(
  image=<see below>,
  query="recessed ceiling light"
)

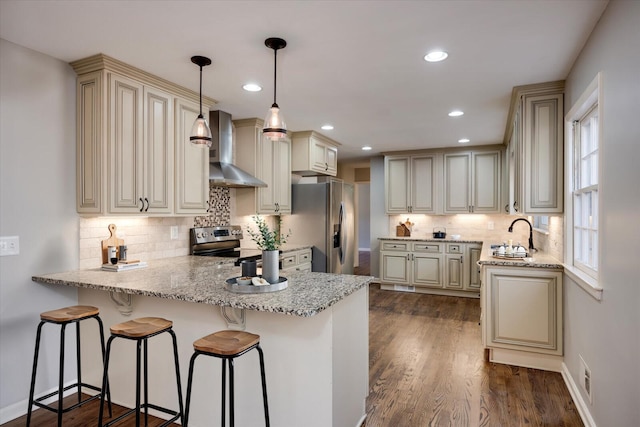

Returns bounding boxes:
[424,50,448,62]
[458,138,470,143]
[321,124,334,130]
[448,110,464,117]
[242,83,262,92]
[362,146,372,151]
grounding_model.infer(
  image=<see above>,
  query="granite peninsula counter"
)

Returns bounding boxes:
[32,255,372,427]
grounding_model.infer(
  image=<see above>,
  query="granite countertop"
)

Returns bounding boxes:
[32,254,372,318]
[379,236,563,269]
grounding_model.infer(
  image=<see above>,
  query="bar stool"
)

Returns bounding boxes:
[26,305,111,427]
[184,330,270,427]
[98,317,183,427]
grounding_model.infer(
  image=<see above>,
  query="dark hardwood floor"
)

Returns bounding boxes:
[365,284,583,427]
[6,251,581,426]
[354,250,371,276]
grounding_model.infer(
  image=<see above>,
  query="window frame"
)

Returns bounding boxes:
[564,73,603,300]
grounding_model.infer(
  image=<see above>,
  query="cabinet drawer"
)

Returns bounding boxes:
[413,242,442,253]
[382,242,409,251]
[281,255,297,268]
[298,249,312,264]
[447,244,463,254]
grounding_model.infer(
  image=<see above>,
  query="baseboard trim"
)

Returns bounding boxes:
[356,413,367,427]
[562,362,597,427]
[489,348,563,372]
[0,381,78,424]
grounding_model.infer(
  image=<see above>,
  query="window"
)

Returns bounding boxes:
[533,215,549,232]
[566,73,601,283]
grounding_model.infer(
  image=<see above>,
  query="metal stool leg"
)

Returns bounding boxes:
[256,345,270,427]
[95,316,112,417]
[184,352,201,427]
[26,321,45,427]
[135,339,142,427]
[229,358,235,427]
[98,335,115,427]
[57,323,66,427]
[221,359,226,427]
[143,338,148,427]
[169,329,184,424]
[76,322,82,405]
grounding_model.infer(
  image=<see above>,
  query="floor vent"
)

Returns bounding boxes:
[394,285,415,292]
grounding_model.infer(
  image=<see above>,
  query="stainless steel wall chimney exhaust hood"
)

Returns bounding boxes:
[208,110,267,188]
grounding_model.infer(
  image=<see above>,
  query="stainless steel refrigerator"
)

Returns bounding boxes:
[286,179,355,274]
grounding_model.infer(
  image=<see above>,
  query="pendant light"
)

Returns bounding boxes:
[263,37,287,138]
[190,55,213,147]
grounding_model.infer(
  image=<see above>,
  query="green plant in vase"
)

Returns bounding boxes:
[247,215,291,283]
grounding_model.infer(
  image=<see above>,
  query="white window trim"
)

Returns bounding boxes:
[564,72,603,301]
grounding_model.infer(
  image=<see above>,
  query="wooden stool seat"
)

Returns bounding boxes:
[99,317,183,427]
[110,317,172,338]
[40,305,99,323]
[194,331,260,356]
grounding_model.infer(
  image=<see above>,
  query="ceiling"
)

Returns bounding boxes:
[0,0,608,161]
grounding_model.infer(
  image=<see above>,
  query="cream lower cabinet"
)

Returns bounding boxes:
[379,241,443,289]
[381,240,481,297]
[235,119,291,215]
[280,248,312,273]
[72,54,214,216]
[482,266,563,356]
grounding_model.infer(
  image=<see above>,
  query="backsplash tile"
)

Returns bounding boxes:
[194,183,231,227]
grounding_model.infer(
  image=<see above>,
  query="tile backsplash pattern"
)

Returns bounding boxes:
[194,184,231,227]
[79,217,193,270]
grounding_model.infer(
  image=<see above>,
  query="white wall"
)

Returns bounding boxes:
[0,39,79,421]
[369,157,386,279]
[562,1,640,425]
[357,183,370,250]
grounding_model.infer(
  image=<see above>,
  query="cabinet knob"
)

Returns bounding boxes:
[325,162,329,171]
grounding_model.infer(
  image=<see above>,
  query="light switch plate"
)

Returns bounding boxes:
[170,226,179,240]
[0,236,20,256]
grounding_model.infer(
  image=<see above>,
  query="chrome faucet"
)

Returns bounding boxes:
[508,218,536,252]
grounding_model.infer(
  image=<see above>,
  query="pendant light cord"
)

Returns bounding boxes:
[273,48,278,107]
[199,65,203,116]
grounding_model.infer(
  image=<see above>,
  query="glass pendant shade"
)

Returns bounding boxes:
[190,114,212,147]
[263,104,287,139]
[190,55,212,147]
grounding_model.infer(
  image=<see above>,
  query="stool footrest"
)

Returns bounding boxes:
[33,383,103,413]
[101,403,181,427]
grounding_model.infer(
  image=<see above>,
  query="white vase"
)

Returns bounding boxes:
[261,250,280,284]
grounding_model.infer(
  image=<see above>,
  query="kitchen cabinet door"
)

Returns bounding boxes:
[108,73,144,213]
[444,150,501,214]
[291,131,339,176]
[385,154,439,214]
[413,253,443,288]
[380,251,411,285]
[174,98,209,214]
[444,254,464,289]
[484,267,563,355]
[522,93,563,213]
[235,119,291,215]
[466,244,482,290]
[76,71,104,214]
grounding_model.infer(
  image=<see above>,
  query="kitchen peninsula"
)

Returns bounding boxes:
[32,256,372,427]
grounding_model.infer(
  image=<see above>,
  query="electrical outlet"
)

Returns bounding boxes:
[488,221,494,230]
[170,226,179,240]
[579,355,593,403]
[0,236,20,256]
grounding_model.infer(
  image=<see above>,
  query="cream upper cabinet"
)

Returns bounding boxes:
[504,82,564,214]
[235,119,292,215]
[443,150,501,214]
[174,98,209,214]
[291,131,339,176]
[107,73,173,214]
[384,154,440,214]
[71,54,214,216]
[483,266,563,356]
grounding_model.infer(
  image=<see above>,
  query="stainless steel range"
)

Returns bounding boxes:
[190,225,262,265]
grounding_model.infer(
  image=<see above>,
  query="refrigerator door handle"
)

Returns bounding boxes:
[339,201,346,265]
